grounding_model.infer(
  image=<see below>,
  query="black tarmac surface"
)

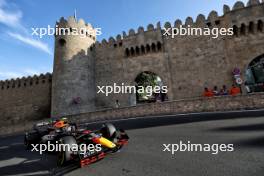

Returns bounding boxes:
[1,110,264,176]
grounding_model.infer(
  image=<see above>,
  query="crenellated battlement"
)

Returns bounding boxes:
[57,16,94,29]
[55,16,97,41]
[0,73,52,91]
[161,0,264,29]
[94,22,162,49]
[94,0,264,51]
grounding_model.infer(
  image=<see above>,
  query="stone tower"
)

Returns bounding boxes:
[51,16,96,117]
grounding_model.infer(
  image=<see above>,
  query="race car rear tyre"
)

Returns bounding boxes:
[57,136,77,166]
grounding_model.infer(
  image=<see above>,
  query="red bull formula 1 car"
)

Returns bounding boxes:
[24,119,129,167]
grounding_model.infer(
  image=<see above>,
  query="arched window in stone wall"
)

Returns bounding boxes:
[157,42,162,51]
[146,44,151,53]
[125,42,163,57]
[125,48,130,57]
[80,29,84,35]
[245,54,264,93]
[134,71,167,104]
[233,25,238,37]
[240,23,246,35]
[58,38,66,47]
[135,46,140,56]
[141,45,145,54]
[248,21,254,34]
[130,47,135,57]
[151,43,156,52]
[257,20,263,32]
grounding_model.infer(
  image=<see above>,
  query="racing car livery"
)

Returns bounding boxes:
[24,119,129,167]
[24,118,77,148]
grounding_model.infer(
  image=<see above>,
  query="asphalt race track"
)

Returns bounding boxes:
[1,110,264,176]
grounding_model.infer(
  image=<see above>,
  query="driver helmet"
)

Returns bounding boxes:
[54,120,67,128]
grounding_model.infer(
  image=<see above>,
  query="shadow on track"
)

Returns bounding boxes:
[208,122,264,148]
[83,109,264,131]
[0,135,79,176]
[233,136,264,148]
[211,123,264,132]
[0,140,55,176]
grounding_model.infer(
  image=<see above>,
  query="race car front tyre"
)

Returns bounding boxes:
[57,135,77,166]
[100,123,117,140]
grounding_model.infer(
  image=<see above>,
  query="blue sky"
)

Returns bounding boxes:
[0,0,247,80]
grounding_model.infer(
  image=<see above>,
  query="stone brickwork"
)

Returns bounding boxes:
[0,73,52,130]
[1,93,263,135]
[92,0,264,110]
[52,16,97,117]
[62,93,264,124]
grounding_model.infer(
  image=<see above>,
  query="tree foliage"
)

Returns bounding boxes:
[135,71,158,87]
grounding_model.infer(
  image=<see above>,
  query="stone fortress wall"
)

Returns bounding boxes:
[1,0,264,132]
[0,74,52,128]
[52,16,97,117]
[93,0,264,110]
